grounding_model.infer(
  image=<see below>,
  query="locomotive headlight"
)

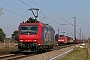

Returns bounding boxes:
[58,40,60,41]
[33,40,37,42]
[62,40,64,41]
[20,40,24,42]
[38,44,41,46]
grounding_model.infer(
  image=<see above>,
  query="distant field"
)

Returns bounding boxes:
[0,43,18,52]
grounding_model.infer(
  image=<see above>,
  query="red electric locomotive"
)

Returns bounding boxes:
[17,8,57,53]
[17,17,56,53]
[57,35,74,45]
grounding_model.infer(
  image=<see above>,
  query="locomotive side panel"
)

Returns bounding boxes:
[41,26,48,45]
[41,24,56,45]
[51,30,55,41]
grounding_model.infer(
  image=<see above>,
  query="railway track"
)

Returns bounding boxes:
[52,44,76,50]
[0,54,26,60]
[0,44,77,60]
[0,52,38,60]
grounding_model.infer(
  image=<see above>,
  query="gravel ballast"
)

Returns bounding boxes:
[19,45,78,60]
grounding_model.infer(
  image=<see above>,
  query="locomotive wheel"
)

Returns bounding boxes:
[18,46,23,51]
[42,48,45,53]
[37,48,40,54]
[47,48,50,52]
[47,46,50,52]
[51,45,53,49]
[37,48,42,54]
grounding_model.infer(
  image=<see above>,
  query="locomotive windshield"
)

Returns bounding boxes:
[20,26,38,34]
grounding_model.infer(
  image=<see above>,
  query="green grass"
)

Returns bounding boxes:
[58,48,88,60]
[87,43,90,49]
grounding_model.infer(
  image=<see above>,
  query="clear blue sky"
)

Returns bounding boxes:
[0,0,90,39]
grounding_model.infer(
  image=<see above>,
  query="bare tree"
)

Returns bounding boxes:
[0,8,4,16]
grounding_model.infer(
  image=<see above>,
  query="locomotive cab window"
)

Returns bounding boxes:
[29,26,38,34]
[20,26,28,34]
[20,26,38,34]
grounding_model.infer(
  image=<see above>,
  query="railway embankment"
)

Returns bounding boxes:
[87,43,90,60]
[58,43,90,60]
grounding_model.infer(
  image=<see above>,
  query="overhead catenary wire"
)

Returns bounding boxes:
[30,0,80,35]
[18,0,70,27]
[0,0,28,13]
[2,8,28,18]
[30,0,73,26]
[0,0,82,39]
[0,0,28,18]
[60,17,74,26]
[2,0,79,36]
[0,0,65,30]
[18,0,70,35]
[1,0,65,28]
[18,0,64,25]
[18,0,32,8]
[18,0,78,37]
[40,17,45,21]
[39,11,63,26]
